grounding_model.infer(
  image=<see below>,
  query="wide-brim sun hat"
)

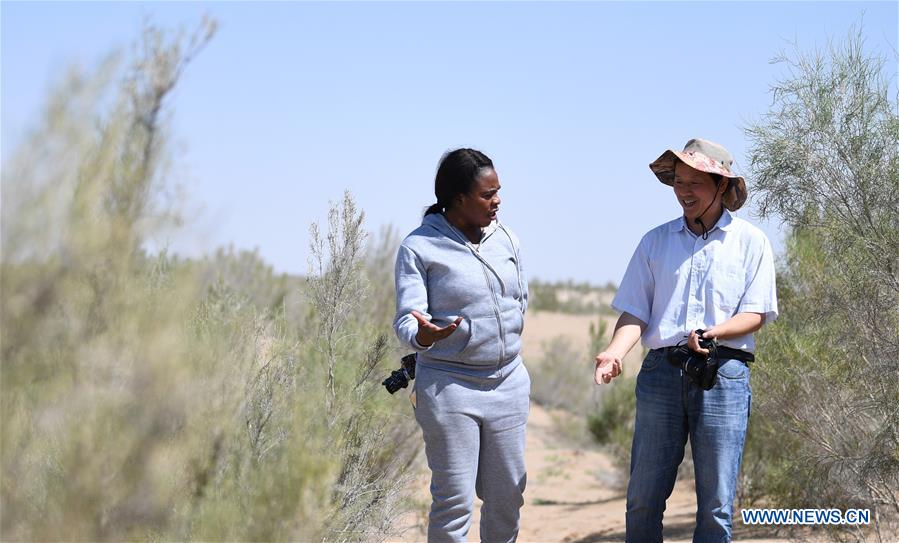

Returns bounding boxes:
[649,138,747,211]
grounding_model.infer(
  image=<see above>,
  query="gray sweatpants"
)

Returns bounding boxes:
[413,361,530,543]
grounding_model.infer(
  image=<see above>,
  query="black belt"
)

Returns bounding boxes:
[656,345,754,363]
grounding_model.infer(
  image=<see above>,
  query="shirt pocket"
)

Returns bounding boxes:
[710,264,745,315]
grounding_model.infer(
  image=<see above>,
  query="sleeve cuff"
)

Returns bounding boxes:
[736,303,779,323]
[410,333,433,352]
[611,302,650,325]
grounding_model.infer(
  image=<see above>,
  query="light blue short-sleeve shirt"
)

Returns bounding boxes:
[612,210,778,353]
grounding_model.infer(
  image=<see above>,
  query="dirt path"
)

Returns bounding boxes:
[393,311,795,542]
[518,403,790,543]
[395,400,791,542]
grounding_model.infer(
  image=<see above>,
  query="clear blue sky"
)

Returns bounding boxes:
[3,1,897,284]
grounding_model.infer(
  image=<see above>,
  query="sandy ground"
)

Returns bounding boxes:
[394,401,792,543]
[392,311,797,542]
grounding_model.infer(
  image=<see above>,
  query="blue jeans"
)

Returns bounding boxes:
[626,349,752,543]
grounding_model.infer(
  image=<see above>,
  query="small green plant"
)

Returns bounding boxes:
[587,376,636,468]
[588,317,608,358]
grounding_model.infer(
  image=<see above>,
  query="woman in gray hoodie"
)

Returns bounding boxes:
[394,148,530,543]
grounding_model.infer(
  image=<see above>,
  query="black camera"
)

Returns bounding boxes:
[382,353,417,394]
[667,330,719,390]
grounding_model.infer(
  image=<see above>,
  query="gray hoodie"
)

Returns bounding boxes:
[393,213,528,377]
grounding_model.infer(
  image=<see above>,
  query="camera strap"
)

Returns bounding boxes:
[715,345,755,363]
[661,337,754,391]
[663,341,754,364]
[664,337,720,390]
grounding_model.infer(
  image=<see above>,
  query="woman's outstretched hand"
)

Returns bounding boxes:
[412,310,463,347]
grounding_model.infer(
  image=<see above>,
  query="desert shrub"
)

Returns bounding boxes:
[1,20,417,542]
[587,376,636,468]
[587,373,695,483]
[529,315,612,414]
[529,336,596,414]
[742,24,898,541]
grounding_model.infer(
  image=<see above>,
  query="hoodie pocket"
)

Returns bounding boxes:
[500,306,525,359]
[426,316,473,359]
[500,255,524,304]
[462,316,503,364]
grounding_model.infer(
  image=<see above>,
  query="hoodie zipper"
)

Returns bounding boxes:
[439,218,507,368]
[476,246,506,368]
